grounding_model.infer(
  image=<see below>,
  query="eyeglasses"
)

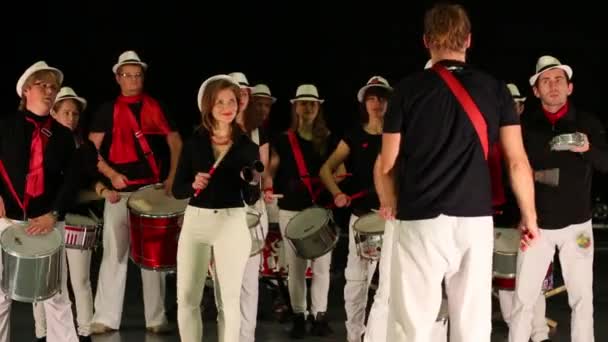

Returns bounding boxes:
[32,81,58,92]
[118,73,143,80]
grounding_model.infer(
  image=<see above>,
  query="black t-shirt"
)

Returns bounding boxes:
[0,111,78,220]
[383,60,520,220]
[172,129,261,208]
[273,131,338,211]
[88,98,178,192]
[341,125,381,213]
[248,125,269,147]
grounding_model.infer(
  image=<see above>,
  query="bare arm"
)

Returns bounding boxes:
[374,154,397,219]
[319,140,350,197]
[88,132,128,189]
[164,131,183,195]
[259,142,270,189]
[380,133,401,174]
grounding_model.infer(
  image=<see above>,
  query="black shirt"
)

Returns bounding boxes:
[383,60,520,220]
[273,131,337,211]
[341,125,381,213]
[0,111,78,220]
[172,129,261,208]
[522,104,608,229]
[88,98,178,192]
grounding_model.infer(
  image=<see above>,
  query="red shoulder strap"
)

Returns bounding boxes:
[287,130,315,202]
[124,111,161,183]
[433,64,489,160]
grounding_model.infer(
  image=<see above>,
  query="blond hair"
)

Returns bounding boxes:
[18,70,61,111]
[424,3,471,52]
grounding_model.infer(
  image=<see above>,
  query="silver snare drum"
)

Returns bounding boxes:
[549,132,585,151]
[247,207,264,256]
[285,207,339,259]
[493,227,520,290]
[1,223,63,302]
[352,212,385,261]
[64,213,101,250]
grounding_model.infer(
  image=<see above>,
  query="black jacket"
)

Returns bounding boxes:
[522,103,608,229]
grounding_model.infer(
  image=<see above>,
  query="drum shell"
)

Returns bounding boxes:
[64,222,101,250]
[128,211,182,272]
[493,250,517,282]
[289,222,338,260]
[1,245,62,302]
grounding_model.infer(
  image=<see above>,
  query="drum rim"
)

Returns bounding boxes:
[353,213,385,234]
[0,228,63,259]
[285,207,332,239]
[126,183,187,218]
[1,286,60,303]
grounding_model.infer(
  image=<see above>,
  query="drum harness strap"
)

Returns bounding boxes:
[287,130,319,204]
[432,63,489,160]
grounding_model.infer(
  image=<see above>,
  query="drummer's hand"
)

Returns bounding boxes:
[163,177,174,197]
[378,206,395,221]
[0,196,5,218]
[110,172,129,190]
[27,213,57,235]
[192,172,211,191]
[103,189,121,204]
[263,188,274,204]
[519,216,539,252]
[570,133,590,153]
[333,193,351,208]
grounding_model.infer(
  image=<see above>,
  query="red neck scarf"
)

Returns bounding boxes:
[543,101,569,126]
[488,142,506,208]
[108,93,171,164]
[25,115,53,200]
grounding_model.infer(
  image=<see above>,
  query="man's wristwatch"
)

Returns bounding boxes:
[50,210,60,221]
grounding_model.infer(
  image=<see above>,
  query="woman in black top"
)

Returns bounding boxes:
[172,75,260,342]
[265,84,337,338]
[319,76,392,342]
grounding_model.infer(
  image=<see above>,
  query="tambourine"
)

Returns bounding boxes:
[549,132,585,151]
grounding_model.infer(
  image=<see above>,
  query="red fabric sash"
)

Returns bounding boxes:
[108,94,171,183]
[433,64,489,160]
[543,101,569,126]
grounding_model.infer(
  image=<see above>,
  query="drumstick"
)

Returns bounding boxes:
[194,150,229,197]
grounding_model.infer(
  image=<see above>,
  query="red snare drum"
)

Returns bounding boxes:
[127,184,189,272]
[260,229,312,279]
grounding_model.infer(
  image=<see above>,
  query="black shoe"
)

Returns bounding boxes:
[78,335,92,342]
[35,338,46,342]
[310,312,333,336]
[289,313,307,339]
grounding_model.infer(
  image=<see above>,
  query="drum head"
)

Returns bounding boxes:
[286,207,330,239]
[65,213,97,226]
[494,228,520,253]
[1,223,62,258]
[353,212,385,234]
[127,184,189,217]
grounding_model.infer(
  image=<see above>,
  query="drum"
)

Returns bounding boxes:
[247,208,264,256]
[0,223,63,302]
[64,213,101,250]
[493,227,520,290]
[260,229,313,279]
[352,212,385,260]
[127,183,189,272]
[284,207,339,259]
[550,132,585,151]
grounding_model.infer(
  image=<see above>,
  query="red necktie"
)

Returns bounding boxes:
[24,116,51,199]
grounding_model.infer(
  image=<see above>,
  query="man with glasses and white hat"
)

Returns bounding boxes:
[87,50,182,335]
[508,56,608,342]
[0,61,80,342]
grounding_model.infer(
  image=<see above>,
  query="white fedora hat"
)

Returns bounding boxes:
[229,72,251,88]
[529,55,573,86]
[16,61,64,98]
[357,76,393,103]
[506,83,526,102]
[54,86,87,111]
[197,74,240,111]
[251,84,277,103]
[112,50,148,74]
[290,84,324,104]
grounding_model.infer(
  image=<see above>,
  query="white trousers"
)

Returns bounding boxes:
[240,200,268,342]
[509,220,594,342]
[34,244,93,337]
[177,206,251,342]
[344,213,378,342]
[388,214,494,342]
[0,218,78,342]
[92,195,167,329]
[278,209,332,316]
[498,289,548,342]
